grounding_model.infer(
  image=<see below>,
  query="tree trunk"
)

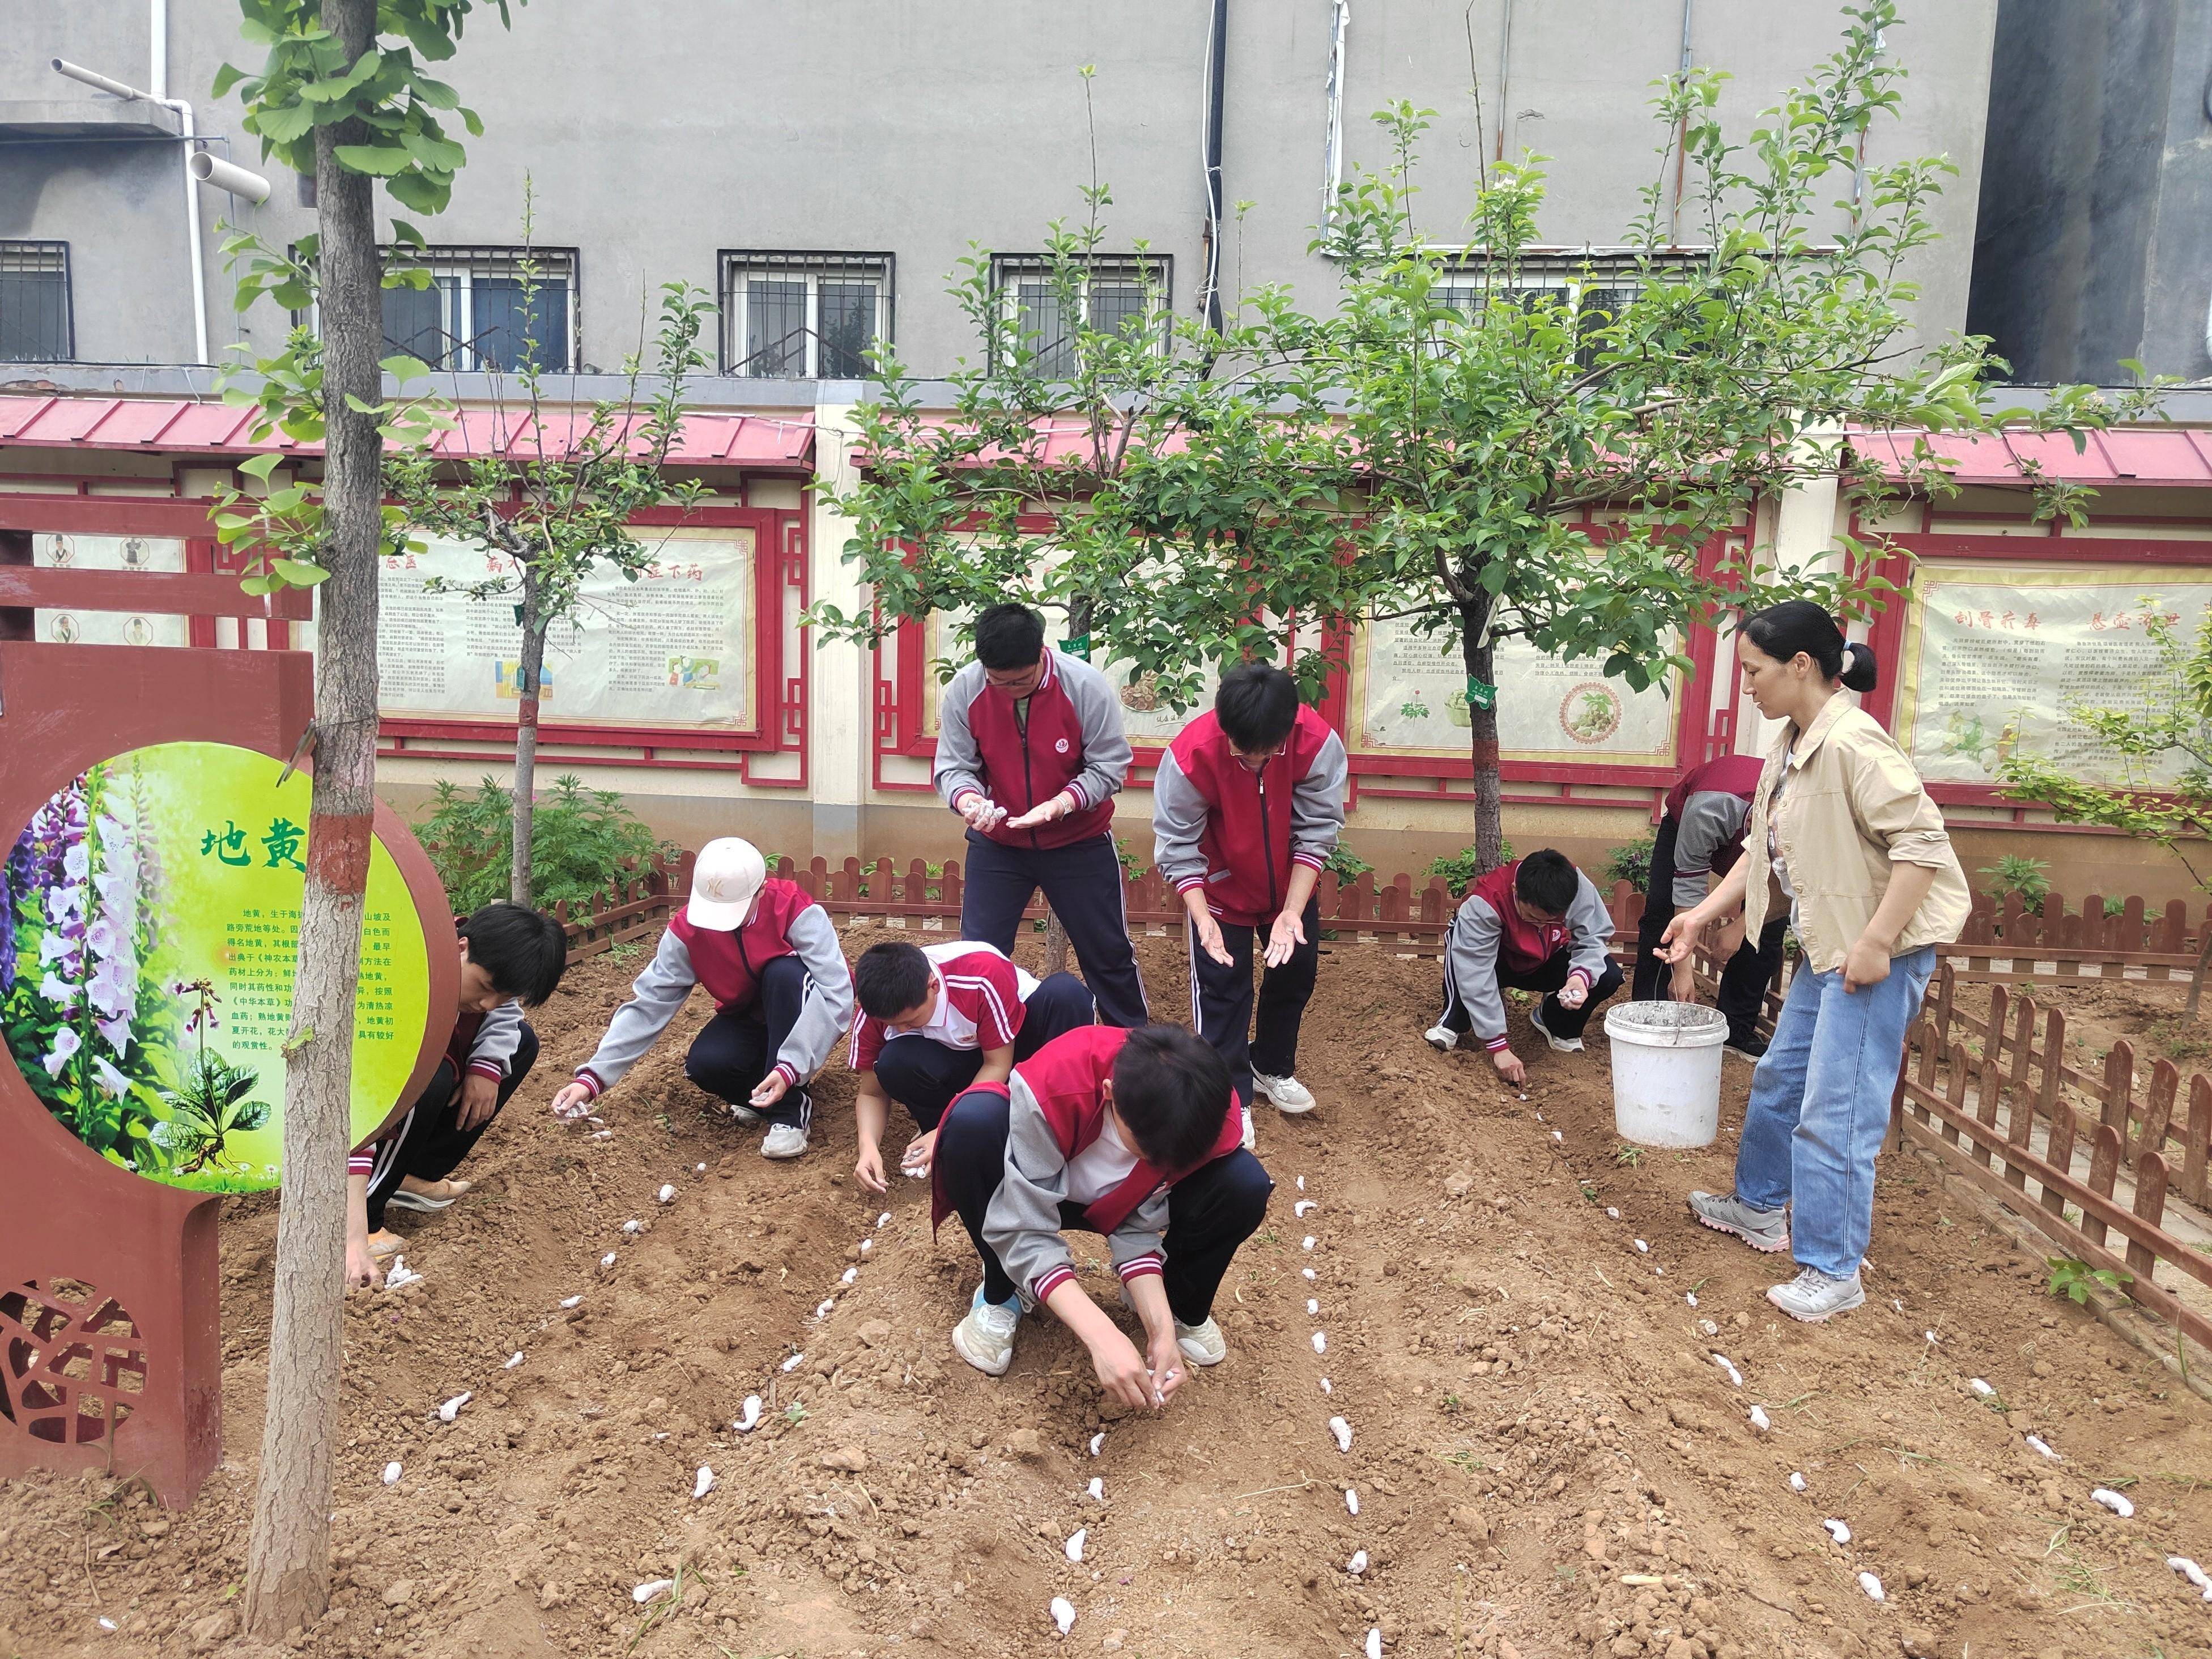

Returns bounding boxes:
[1461,600,1504,873]
[1043,909,1070,977]
[242,0,382,1635]
[511,575,545,904]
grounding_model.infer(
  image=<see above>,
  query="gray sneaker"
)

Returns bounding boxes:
[760,1123,809,1160]
[1687,1190,1790,1254]
[1767,1266,1866,1323]
[1528,1004,1584,1054]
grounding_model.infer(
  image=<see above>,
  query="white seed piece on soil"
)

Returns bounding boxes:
[1090,1432,1105,1457]
[2092,1488,2135,1518]
[2026,1434,2060,1460]
[1312,1332,1327,1355]
[99,1617,117,1632]
[1654,1266,1666,1277]
[860,1239,873,1254]
[780,1352,804,1372]
[1329,1416,1352,1453]
[1065,1528,1087,1563]
[1347,1550,1368,1575]
[1749,1405,1771,1431]
[695,1162,706,1173]
[1789,1472,1807,1492]
[1367,1627,1383,1659]
[559,1295,582,1309]
[1302,1236,1316,1251]
[814,1298,835,1319]
[1823,1518,1851,1545]
[877,1211,892,1227]
[1050,1597,1077,1635]
[1606,1207,1620,1219]
[590,1129,612,1141]
[1321,1378,1333,1394]
[382,1257,423,1288]
[633,1580,674,1605]
[382,1461,402,1485]
[657,1183,676,1204]
[694,1466,716,1500]
[1969,1378,1994,1398]
[437,1392,471,1423]
[1711,1354,1743,1387]
[2166,1556,2211,1596]
[1698,1319,1718,1338]
[1924,1329,1938,1345]
[503,1351,523,1369]
[1296,1176,1306,1191]
[1345,1488,1359,1516]
[842,1266,858,1284]
[1633,1239,1649,1253]
[1551,1130,1563,1142]
[1891,1298,1904,1312]
[1857,1572,1884,1602]
[735,1396,762,1431]
[1302,1267,1316,1281]
[1686,1293,1698,1308]
[1295,1200,1317,1216]
[601,1252,616,1269]
[1307,1299,1320,1316]
[1088,1478,1104,1501]
[622,1219,641,1235]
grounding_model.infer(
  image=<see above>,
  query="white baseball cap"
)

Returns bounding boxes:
[685,837,768,929]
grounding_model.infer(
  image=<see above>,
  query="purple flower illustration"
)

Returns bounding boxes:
[43,1024,81,1077]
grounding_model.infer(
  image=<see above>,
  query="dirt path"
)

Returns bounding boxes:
[5,930,2212,1659]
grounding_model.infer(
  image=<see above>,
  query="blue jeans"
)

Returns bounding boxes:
[1734,946,1935,1278]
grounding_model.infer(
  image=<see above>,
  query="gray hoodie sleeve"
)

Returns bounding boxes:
[465,1000,525,1078]
[1670,789,1749,908]
[932,660,989,813]
[1566,873,1617,987]
[1150,746,1211,895]
[982,1073,1081,1305]
[1290,730,1349,868]
[1445,892,1511,1050]
[1059,654,1133,810]
[577,929,696,1095]
[769,903,855,1086]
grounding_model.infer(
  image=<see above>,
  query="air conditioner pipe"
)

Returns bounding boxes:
[52,55,210,365]
[190,150,271,205]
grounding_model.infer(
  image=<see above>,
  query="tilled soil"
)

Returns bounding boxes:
[5,929,2212,1659]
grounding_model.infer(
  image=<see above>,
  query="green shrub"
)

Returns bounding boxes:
[1606,833,1658,895]
[1978,853,2052,916]
[1322,844,1375,882]
[418,774,674,916]
[1428,839,1516,899]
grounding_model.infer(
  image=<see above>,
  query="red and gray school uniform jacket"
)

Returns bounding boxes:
[1151,704,1348,929]
[938,1025,1247,1308]
[1443,860,1615,1052]
[348,1002,526,1177]
[931,649,1132,850]
[848,941,1037,1072]
[570,878,854,1100]
[1660,754,1765,909]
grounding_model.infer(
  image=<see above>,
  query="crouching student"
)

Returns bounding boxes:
[848,939,1095,1194]
[547,837,853,1161]
[1426,848,1624,1086]
[933,1024,1271,1407]
[345,901,567,1287]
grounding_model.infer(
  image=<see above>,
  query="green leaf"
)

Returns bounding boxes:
[236,452,285,482]
[401,129,467,172]
[331,143,415,176]
[212,63,247,98]
[272,560,332,586]
[255,101,316,146]
[239,573,279,597]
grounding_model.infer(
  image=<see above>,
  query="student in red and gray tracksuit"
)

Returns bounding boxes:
[933,601,1148,1029]
[1632,755,1785,1059]
[1152,663,1348,1117]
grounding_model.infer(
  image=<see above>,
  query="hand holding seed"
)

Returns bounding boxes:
[1090,1327,1156,1413]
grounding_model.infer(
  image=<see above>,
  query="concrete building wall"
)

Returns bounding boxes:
[3,0,1996,375]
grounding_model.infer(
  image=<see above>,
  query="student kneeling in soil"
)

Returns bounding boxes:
[934,1024,1270,1406]
[848,939,1094,1194]
[345,901,567,1286]
[1426,848,1624,1086]
[548,837,854,1161]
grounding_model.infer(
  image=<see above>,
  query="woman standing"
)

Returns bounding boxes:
[1660,601,1970,1322]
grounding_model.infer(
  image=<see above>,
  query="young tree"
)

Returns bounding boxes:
[212,0,511,1635]
[384,195,714,904]
[1998,605,2212,1016]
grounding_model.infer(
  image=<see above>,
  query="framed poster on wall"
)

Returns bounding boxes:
[1893,562,2212,789]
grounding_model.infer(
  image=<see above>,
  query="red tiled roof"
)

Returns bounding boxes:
[0,395,815,470]
[1848,425,2212,488]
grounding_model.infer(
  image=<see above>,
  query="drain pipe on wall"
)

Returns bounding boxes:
[1668,0,1694,243]
[52,55,210,365]
[1321,0,1349,228]
[1197,0,1228,331]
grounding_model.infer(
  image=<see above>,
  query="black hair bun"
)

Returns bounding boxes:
[1840,641,1879,694]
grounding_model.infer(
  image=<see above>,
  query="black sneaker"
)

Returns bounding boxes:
[1722,1033,1768,1062]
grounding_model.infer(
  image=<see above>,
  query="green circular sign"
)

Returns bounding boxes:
[2,742,433,1192]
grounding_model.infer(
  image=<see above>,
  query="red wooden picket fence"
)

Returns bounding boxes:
[1943,891,2212,986]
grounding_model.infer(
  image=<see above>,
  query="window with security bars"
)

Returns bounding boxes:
[989,256,1169,378]
[1432,264,1637,369]
[379,246,577,373]
[720,253,892,378]
[0,243,73,362]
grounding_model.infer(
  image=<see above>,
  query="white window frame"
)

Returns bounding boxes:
[375,246,578,373]
[720,253,893,379]
[989,255,1172,376]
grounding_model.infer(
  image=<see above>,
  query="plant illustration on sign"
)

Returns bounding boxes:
[150,979,271,1176]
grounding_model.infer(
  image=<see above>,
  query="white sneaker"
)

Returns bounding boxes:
[760,1124,809,1160]
[1175,1316,1227,1367]
[1423,1023,1461,1052]
[1528,1005,1584,1054]
[729,1103,761,1124]
[1252,1071,1316,1114]
[951,1287,1021,1375]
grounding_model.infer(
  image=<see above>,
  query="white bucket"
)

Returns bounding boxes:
[1602,1001,1729,1148]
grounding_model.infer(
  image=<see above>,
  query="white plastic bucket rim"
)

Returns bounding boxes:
[1604,1001,1729,1049]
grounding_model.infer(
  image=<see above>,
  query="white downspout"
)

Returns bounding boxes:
[151,0,168,100]
[51,56,210,365]
[1321,0,1349,226]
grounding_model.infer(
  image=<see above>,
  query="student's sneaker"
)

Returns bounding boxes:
[951,1287,1022,1376]
[1528,1004,1584,1054]
[760,1124,809,1160]
[1252,1071,1316,1114]
[1722,1032,1769,1062]
[1175,1316,1228,1367]
[1687,1190,1791,1254]
[385,1177,470,1214]
[1767,1266,1866,1323]
[1423,1023,1461,1052]
[728,1103,762,1125]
